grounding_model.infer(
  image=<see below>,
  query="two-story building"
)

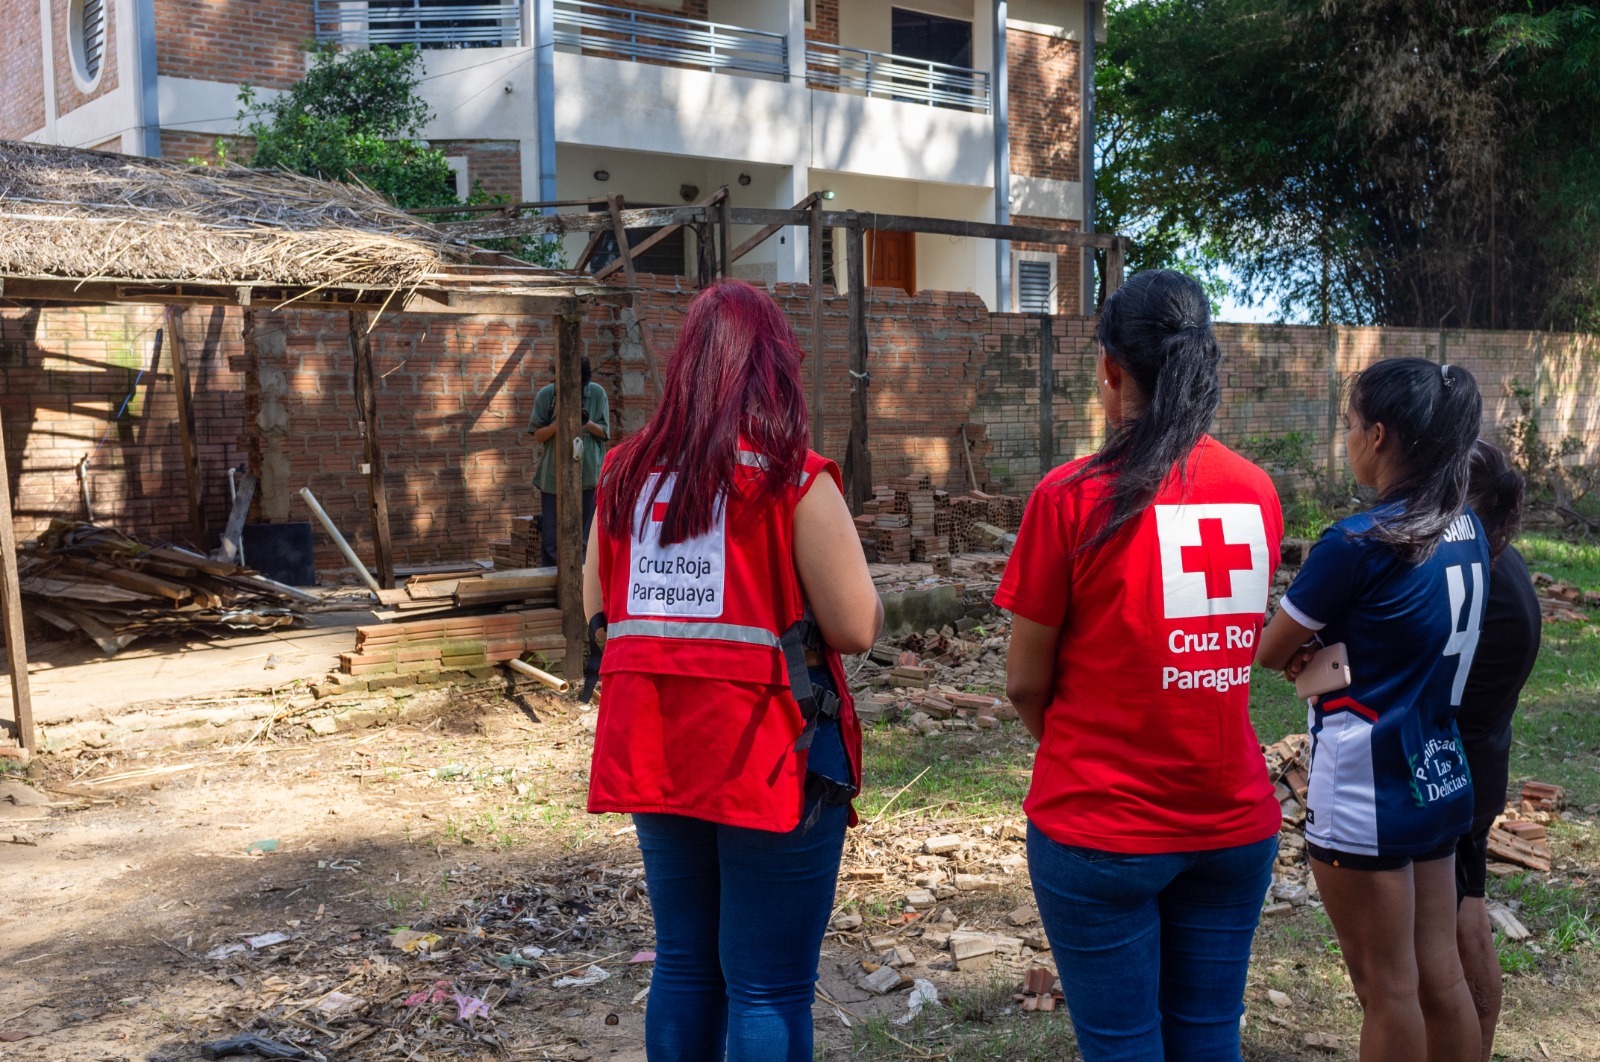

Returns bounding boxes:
[2,0,1099,311]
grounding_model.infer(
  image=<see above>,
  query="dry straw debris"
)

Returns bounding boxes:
[0,139,466,292]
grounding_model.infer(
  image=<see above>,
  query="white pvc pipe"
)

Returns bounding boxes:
[298,486,382,596]
[507,657,570,693]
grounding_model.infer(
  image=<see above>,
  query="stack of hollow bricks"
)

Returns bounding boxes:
[340,608,564,680]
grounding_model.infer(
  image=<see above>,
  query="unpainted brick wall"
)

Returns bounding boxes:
[1,0,46,138]
[6,293,1600,573]
[434,140,524,200]
[155,0,312,89]
[1007,26,1080,183]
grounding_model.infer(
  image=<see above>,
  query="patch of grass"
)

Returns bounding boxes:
[844,976,1079,1061]
[1496,874,1600,957]
[1519,532,1600,590]
[856,725,1034,821]
[1248,666,1308,746]
[1508,620,1600,807]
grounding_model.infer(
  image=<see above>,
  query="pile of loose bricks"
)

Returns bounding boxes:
[340,608,564,679]
[854,474,1025,571]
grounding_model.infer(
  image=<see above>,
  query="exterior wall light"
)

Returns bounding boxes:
[737,173,752,186]
[822,189,836,200]
[593,170,610,181]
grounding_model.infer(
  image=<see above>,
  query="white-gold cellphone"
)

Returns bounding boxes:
[1295,642,1352,700]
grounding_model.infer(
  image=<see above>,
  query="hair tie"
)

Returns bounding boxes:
[1441,363,1454,387]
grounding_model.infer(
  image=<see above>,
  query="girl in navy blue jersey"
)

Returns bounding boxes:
[1259,358,1485,1062]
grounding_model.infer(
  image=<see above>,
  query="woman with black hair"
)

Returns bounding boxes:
[997,269,1284,1059]
[1455,441,1541,1062]
[1259,358,1489,1062]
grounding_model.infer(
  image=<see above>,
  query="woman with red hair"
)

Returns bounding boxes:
[584,280,882,1061]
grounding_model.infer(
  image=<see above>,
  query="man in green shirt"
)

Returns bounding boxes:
[527,356,610,567]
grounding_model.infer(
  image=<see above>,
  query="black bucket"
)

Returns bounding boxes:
[241,521,317,586]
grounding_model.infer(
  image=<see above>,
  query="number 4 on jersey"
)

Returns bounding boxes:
[1443,563,1486,706]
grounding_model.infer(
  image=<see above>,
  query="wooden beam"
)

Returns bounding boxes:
[731,191,822,266]
[164,307,211,549]
[843,220,872,514]
[349,311,395,590]
[571,228,607,273]
[1039,312,1055,474]
[0,407,34,753]
[555,309,586,674]
[592,187,730,283]
[1106,237,1127,296]
[717,190,732,279]
[445,206,1129,251]
[606,194,638,288]
[214,472,257,565]
[808,201,825,453]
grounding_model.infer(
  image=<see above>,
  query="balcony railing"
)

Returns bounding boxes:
[553,0,788,80]
[313,0,521,48]
[807,42,990,113]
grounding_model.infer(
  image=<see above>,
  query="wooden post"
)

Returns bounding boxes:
[1106,238,1126,297]
[1326,325,1340,479]
[0,407,34,752]
[555,308,586,672]
[843,218,872,513]
[1039,312,1055,474]
[349,311,395,590]
[606,194,638,288]
[165,307,211,549]
[718,192,733,279]
[809,201,825,453]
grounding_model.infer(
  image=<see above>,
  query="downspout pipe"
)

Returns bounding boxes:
[534,0,558,206]
[1080,0,1098,312]
[134,0,161,156]
[993,0,1010,312]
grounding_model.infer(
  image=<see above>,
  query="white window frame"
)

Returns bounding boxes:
[805,0,816,28]
[445,156,469,203]
[1010,249,1058,314]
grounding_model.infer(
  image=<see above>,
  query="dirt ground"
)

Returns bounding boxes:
[2,680,1596,1061]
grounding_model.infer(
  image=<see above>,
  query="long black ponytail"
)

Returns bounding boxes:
[1068,269,1222,549]
[1467,439,1524,558]
[1348,358,1482,563]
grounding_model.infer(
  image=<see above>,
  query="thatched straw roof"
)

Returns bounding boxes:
[0,140,467,292]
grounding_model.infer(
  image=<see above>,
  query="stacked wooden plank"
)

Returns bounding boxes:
[375,568,557,616]
[340,607,564,677]
[15,520,311,655]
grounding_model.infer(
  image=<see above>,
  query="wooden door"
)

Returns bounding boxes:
[869,230,916,295]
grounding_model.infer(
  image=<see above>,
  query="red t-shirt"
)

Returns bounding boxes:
[994,436,1284,853]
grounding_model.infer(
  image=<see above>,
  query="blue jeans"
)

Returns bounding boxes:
[1028,825,1278,1062]
[633,714,849,1062]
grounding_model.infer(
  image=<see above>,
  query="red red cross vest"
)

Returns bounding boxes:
[586,446,863,832]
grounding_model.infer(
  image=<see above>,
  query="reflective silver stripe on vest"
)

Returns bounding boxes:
[608,618,781,648]
[736,449,811,487]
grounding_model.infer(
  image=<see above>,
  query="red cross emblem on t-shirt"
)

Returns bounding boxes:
[652,501,669,523]
[1155,503,1270,619]
[1180,517,1255,599]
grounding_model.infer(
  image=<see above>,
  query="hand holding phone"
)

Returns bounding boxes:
[1295,642,1352,701]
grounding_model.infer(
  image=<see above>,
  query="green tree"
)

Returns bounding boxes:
[1096,0,1600,330]
[239,45,458,211]
[231,45,563,267]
